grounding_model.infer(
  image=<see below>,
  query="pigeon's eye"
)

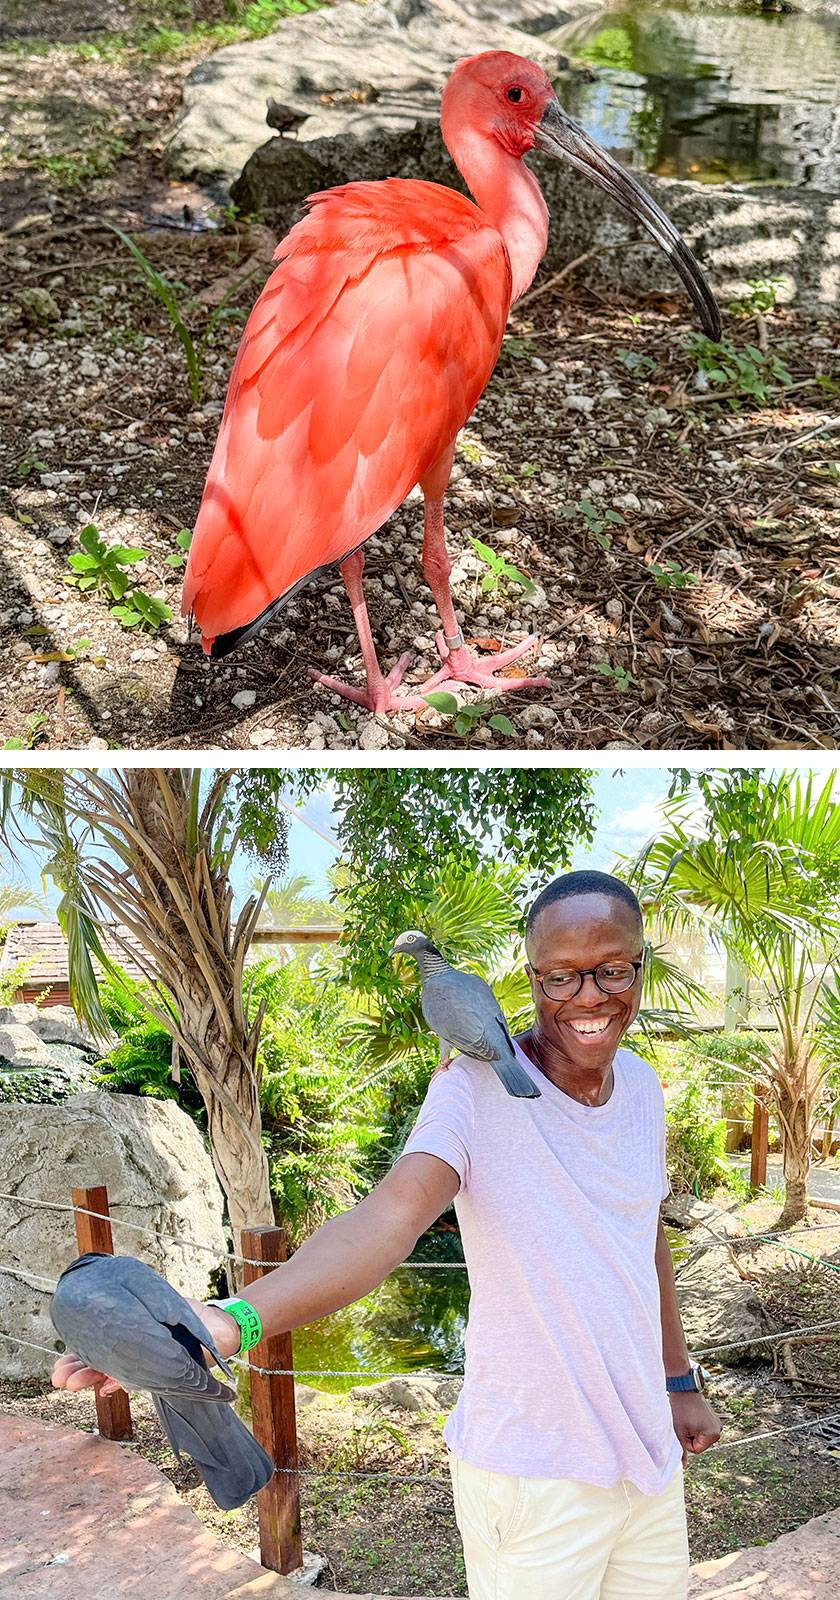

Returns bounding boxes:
[506,86,523,103]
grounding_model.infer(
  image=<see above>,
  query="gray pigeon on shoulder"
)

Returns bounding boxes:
[50,1252,273,1509]
[390,931,540,1098]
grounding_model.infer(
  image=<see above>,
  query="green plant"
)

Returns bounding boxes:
[3,713,48,751]
[663,1079,731,1198]
[595,661,631,691]
[649,561,697,590]
[67,524,145,600]
[110,592,172,632]
[467,535,536,596]
[423,690,517,739]
[94,969,208,1127]
[560,497,625,550]
[730,278,785,316]
[617,349,656,375]
[686,334,792,407]
[165,528,193,569]
[498,334,536,363]
[16,456,49,478]
[104,223,262,404]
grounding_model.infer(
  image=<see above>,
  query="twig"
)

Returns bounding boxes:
[517,246,612,311]
[769,416,840,464]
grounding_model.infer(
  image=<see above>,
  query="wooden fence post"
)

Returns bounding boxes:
[750,1080,769,1190]
[70,1184,133,1442]
[241,1224,302,1576]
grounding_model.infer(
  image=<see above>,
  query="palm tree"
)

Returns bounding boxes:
[0,770,288,1272]
[627,769,840,1226]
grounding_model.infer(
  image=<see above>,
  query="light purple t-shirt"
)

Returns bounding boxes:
[393,1037,681,1495]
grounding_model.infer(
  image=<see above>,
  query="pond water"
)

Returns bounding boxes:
[292,1225,690,1395]
[548,1,840,189]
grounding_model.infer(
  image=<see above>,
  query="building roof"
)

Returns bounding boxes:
[0,921,149,988]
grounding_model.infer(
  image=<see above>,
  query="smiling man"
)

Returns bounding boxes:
[52,869,720,1599]
[406,868,722,1599]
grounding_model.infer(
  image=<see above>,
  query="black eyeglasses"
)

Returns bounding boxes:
[530,952,646,1002]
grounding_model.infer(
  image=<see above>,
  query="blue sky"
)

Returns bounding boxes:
[1,768,677,918]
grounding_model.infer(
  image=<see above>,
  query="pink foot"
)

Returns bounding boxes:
[307,651,431,714]
[416,632,551,698]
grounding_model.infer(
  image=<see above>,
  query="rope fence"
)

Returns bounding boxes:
[2,1181,839,1576]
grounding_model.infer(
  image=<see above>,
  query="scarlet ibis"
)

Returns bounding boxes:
[183,51,720,714]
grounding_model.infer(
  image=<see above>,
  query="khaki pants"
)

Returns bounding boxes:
[447,1447,690,1600]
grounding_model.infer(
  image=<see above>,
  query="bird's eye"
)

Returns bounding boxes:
[507,86,523,103]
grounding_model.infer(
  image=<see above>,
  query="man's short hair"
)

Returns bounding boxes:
[526,871,643,946]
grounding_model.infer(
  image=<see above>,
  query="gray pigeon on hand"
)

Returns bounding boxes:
[390,931,540,1099]
[50,1252,273,1509]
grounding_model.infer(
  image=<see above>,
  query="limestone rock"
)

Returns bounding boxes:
[351,1373,463,1411]
[662,1194,748,1239]
[27,1006,105,1052]
[0,1025,52,1069]
[0,1092,227,1378]
[165,0,558,188]
[675,1242,773,1366]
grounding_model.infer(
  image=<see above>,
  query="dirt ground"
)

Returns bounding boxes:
[3,1189,840,1596]
[1,6,838,752]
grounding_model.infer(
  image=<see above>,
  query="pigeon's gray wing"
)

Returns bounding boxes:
[51,1254,273,1509]
[421,969,539,1098]
[51,1254,234,1397]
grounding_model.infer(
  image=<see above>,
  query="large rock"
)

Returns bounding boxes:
[28,1006,104,1052]
[165,0,559,188]
[351,1373,463,1411]
[0,1025,52,1070]
[675,1243,774,1366]
[0,1093,227,1379]
[232,113,840,312]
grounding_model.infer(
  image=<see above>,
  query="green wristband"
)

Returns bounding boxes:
[210,1296,262,1354]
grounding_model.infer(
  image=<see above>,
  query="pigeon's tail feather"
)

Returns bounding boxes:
[153,1393,274,1509]
[492,1035,542,1099]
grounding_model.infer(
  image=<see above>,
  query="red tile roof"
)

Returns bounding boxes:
[1,921,149,988]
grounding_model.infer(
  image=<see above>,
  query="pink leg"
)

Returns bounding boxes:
[307,549,430,713]
[418,496,550,698]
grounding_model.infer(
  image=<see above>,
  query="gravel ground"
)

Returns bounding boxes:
[1,16,838,752]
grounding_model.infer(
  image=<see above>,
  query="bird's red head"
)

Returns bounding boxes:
[441,51,556,159]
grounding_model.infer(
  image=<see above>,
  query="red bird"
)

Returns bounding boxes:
[183,51,719,713]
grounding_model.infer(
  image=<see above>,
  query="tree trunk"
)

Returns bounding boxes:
[777,1087,810,1227]
[65,769,277,1286]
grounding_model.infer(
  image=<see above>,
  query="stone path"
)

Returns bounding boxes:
[3,1412,839,1599]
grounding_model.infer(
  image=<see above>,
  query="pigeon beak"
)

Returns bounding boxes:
[533,99,721,341]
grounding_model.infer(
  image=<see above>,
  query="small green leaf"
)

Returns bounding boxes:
[424,691,459,716]
[488,714,517,736]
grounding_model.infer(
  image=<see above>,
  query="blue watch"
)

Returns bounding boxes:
[666,1361,705,1393]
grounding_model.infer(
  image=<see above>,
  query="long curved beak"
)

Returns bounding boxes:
[534,99,721,341]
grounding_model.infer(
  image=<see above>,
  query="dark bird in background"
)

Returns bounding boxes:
[390,930,540,1099]
[265,97,308,135]
[50,1252,273,1510]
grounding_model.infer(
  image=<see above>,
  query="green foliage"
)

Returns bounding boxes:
[312,769,595,1012]
[662,1079,731,1198]
[110,592,173,632]
[246,960,383,1239]
[67,524,145,601]
[649,561,697,590]
[560,497,625,551]
[617,348,656,376]
[686,334,792,407]
[103,223,263,405]
[4,713,48,751]
[730,278,785,316]
[595,661,631,691]
[165,529,193,570]
[94,970,208,1127]
[578,23,634,70]
[467,535,536,596]
[498,334,536,363]
[422,691,517,740]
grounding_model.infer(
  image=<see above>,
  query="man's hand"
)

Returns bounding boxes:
[51,1296,240,1396]
[669,1391,722,1466]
